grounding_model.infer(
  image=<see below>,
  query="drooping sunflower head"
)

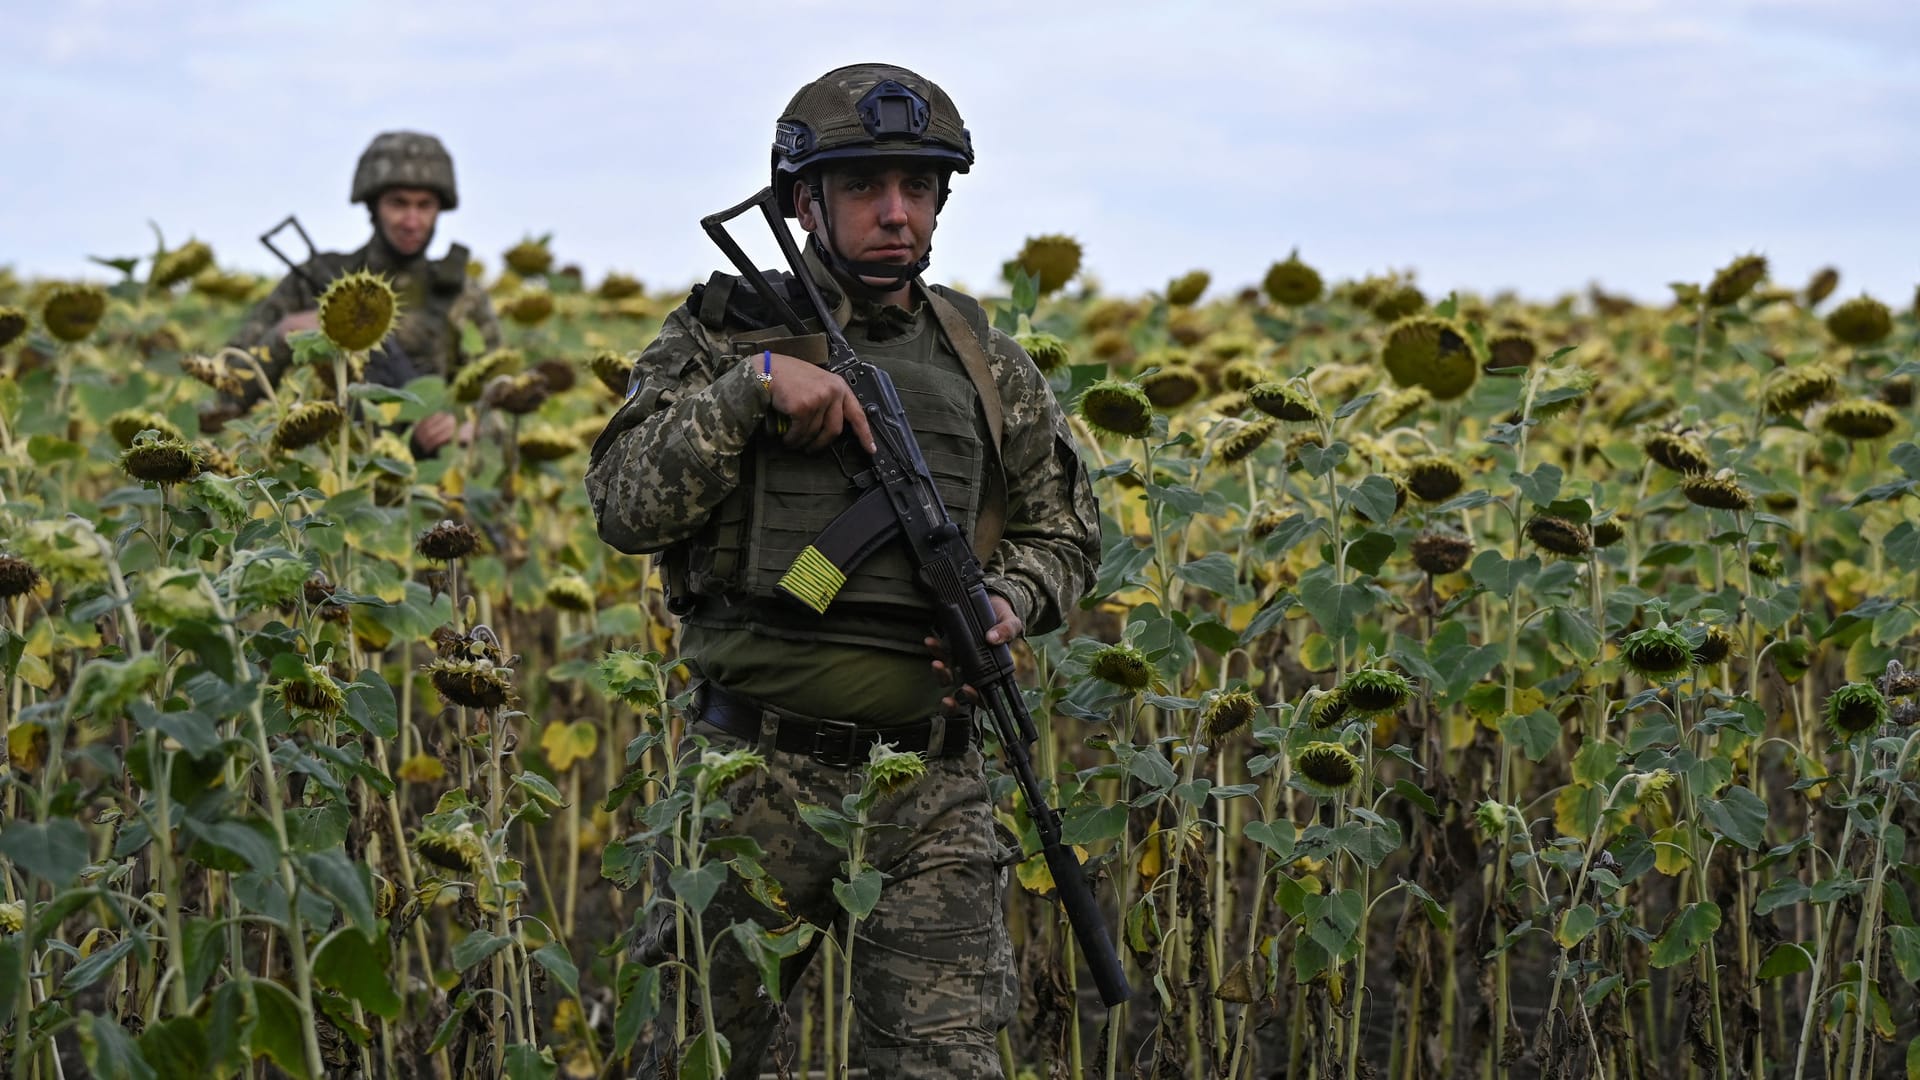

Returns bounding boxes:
[1295,742,1362,797]
[1644,431,1712,475]
[1763,365,1837,415]
[1804,266,1839,307]
[1826,295,1892,346]
[1201,688,1260,739]
[1078,380,1154,439]
[1823,682,1887,737]
[517,425,581,462]
[588,348,636,395]
[42,285,108,343]
[1139,366,1205,409]
[120,431,202,486]
[0,306,27,348]
[425,657,514,710]
[1821,400,1899,441]
[1620,622,1694,681]
[0,555,42,599]
[503,291,555,327]
[317,270,398,352]
[483,371,551,415]
[1089,644,1155,692]
[276,662,346,717]
[416,520,480,562]
[1262,251,1324,307]
[1691,626,1737,667]
[107,408,183,449]
[1381,316,1479,401]
[1011,235,1083,296]
[1525,515,1592,559]
[1216,418,1280,465]
[1404,456,1467,503]
[149,240,215,290]
[1247,381,1321,423]
[1411,530,1473,575]
[1485,331,1539,373]
[451,348,524,404]
[1681,471,1753,512]
[1705,254,1768,307]
[1338,668,1413,715]
[1015,330,1071,373]
[1590,516,1627,549]
[544,574,596,613]
[1167,270,1211,307]
[272,401,345,453]
[503,238,554,277]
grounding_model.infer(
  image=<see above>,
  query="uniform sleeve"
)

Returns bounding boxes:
[450,276,503,355]
[584,304,771,554]
[979,328,1101,636]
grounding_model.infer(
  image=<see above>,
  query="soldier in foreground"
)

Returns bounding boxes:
[207,131,501,454]
[586,64,1100,1078]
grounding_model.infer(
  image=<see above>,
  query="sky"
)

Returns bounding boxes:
[6,0,1917,306]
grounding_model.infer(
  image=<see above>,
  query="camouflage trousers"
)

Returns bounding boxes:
[637,717,1018,1079]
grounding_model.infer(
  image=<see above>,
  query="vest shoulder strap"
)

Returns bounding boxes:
[920,283,1008,561]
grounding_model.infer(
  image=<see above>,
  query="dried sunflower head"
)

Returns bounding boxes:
[1139,367,1204,409]
[1681,471,1752,512]
[1804,266,1840,307]
[1374,386,1431,429]
[1201,688,1259,738]
[1012,235,1083,295]
[1262,251,1323,307]
[588,349,636,395]
[272,401,344,452]
[452,348,524,404]
[277,662,346,717]
[1822,400,1899,441]
[504,239,554,276]
[1216,418,1279,465]
[1089,644,1154,692]
[1295,743,1362,796]
[1525,515,1592,558]
[484,371,550,415]
[1824,682,1887,736]
[1247,509,1291,541]
[0,555,42,599]
[1644,431,1712,475]
[1381,316,1479,401]
[425,657,514,710]
[1485,331,1539,373]
[1763,365,1837,415]
[107,408,183,448]
[1691,626,1737,667]
[1247,382,1321,423]
[518,425,580,462]
[1015,331,1071,373]
[318,270,397,352]
[1338,668,1413,715]
[1590,517,1627,549]
[1167,270,1210,307]
[1620,623,1693,681]
[150,240,214,290]
[180,353,250,397]
[545,575,595,613]
[1078,380,1154,439]
[503,291,555,327]
[1879,376,1913,408]
[1826,296,1892,347]
[1748,551,1784,579]
[417,520,480,562]
[1411,531,1473,575]
[597,271,643,300]
[121,432,202,485]
[1404,456,1466,503]
[1370,283,1427,322]
[1705,254,1768,307]
[416,823,485,872]
[43,285,107,343]
[0,306,27,348]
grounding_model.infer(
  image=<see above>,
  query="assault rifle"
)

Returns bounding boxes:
[700,187,1131,1008]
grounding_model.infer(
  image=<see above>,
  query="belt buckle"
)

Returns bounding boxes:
[809,718,861,768]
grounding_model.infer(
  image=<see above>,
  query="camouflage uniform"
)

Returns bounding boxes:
[585,65,1100,1080]
[221,132,501,411]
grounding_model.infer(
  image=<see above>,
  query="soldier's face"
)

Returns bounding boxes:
[374,188,442,257]
[797,165,940,286]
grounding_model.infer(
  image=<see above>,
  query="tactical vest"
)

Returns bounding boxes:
[670,281,999,654]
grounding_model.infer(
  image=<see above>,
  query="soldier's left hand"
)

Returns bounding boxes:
[925,594,1021,710]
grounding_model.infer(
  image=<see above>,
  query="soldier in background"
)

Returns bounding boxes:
[587,64,1100,1078]
[206,131,501,454]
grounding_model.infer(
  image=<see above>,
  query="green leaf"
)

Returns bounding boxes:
[1390,779,1439,818]
[1297,440,1348,478]
[80,1013,157,1080]
[1244,820,1296,860]
[1125,746,1180,791]
[248,979,313,1080]
[313,928,402,1019]
[1471,551,1541,600]
[1555,904,1599,948]
[63,935,140,994]
[680,1030,732,1080]
[137,1017,210,1077]
[531,941,580,997]
[1498,711,1560,763]
[1173,552,1242,598]
[1513,463,1563,509]
[1701,785,1768,850]
[1746,587,1800,631]
[1889,926,1920,984]
[614,964,659,1056]
[302,850,375,937]
[833,866,884,921]
[1583,973,1624,1009]
[1758,941,1814,979]
[1345,530,1397,576]
[1886,522,1920,573]
[504,1043,557,1080]
[1756,879,1810,917]
[1061,804,1128,846]
[1546,607,1601,664]
[342,670,399,740]
[669,862,728,916]
[1349,475,1401,525]
[0,818,90,887]
[182,817,280,876]
[1298,567,1371,642]
[453,930,512,971]
[1650,902,1721,968]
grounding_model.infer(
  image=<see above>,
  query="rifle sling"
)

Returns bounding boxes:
[918,283,1007,562]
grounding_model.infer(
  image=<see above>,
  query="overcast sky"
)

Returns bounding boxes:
[7,1,1917,305]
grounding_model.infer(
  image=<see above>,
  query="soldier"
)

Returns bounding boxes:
[586,64,1100,1078]
[207,131,502,453]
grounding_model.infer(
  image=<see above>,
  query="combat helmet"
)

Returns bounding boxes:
[352,132,459,210]
[772,63,973,217]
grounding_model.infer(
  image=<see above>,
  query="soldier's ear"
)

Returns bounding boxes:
[794,179,820,233]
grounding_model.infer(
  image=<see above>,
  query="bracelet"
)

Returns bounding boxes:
[752,349,773,395]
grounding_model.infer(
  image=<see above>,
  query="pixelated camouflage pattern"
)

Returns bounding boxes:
[636,725,1016,1078]
[351,131,458,209]
[584,280,1099,636]
[224,239,500,410]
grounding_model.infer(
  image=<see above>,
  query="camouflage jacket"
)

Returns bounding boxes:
[585,281,1101,636]
[225,235,501,408]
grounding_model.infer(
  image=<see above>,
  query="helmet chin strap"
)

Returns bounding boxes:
[806,186,928,302]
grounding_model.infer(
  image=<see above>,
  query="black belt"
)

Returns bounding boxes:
[691,683,977,767]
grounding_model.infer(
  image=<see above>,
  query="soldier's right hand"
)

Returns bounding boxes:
[276,310,320,337]
[766,353,877,454]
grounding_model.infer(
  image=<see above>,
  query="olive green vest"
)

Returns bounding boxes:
[674,287,994,654]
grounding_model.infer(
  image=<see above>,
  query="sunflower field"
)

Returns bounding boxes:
[1,230,1918,1080]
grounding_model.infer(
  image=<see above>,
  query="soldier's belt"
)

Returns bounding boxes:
[691,682,977,768]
